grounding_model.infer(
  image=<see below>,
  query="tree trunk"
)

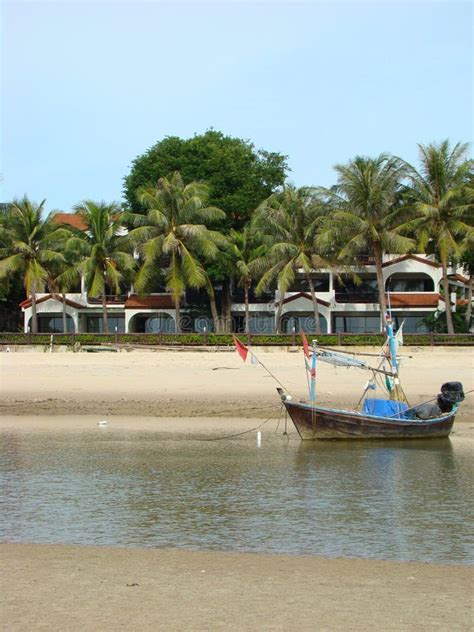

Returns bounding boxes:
[62,293,68,333]
[244,282,250,335]
[441,260,455,335]
[102,290,109,334]
[465,275,472,330]
[305,273,321,334]
[221,278,232,333]
[207,284,220,333]
[374,246,387,333]
[174,296,181,334]
[275,294,284,334]
[30,283,38,334]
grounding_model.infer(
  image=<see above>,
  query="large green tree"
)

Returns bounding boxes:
[0,196,69,333]
[64,201,136,333]
[402,141,473,334]
[252,185,330,334]
[226,227,265,334]
[126,171,226,333]
[318,155,414,331]
[123,130,288,229]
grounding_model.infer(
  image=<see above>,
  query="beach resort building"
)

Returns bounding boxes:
[20,261,470,335]
[20,214,470,336]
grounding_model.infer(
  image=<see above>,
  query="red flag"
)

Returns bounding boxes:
[300,330,310,359]
[233,335,249,363]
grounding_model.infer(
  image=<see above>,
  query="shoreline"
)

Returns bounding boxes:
[1,347,472,419]
[2,543,473,631]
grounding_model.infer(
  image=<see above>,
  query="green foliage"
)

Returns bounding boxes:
[422,305,470,333]
[65,201,136,298]
[126,172,226,313]
[123,130,288,228]
[1,332,472,347]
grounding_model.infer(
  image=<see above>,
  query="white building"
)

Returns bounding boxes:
[21,253,470,334]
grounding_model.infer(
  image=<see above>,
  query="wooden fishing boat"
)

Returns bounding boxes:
[274,313,465,441]
[232,315,466,442]
[277,391,457,441]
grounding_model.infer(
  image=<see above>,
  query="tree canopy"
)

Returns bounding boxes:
[123,130,288,229]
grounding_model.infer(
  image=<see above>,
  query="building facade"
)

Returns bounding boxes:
[20,254,470,334]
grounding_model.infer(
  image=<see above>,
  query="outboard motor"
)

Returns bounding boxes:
[414,382,464,419]
[438,382,465,412]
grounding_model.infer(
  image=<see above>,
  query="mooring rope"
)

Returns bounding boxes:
[197,407,283,441]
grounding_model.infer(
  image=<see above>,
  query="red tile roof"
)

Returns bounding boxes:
[277,292,330,307]
[387,293,440,307]
[125,295,175,309]
[382,255,440,269]
[19,294,85,309]
[53,213,88,231]
[448,274,470,285]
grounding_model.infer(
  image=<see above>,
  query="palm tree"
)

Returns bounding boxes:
[0,196,68,333]
[227,227,264,335]
[126,171,226,333]
[401,141,473,334]
[318,155,414,331]
[65,201,135,333]
[252,185,330,334]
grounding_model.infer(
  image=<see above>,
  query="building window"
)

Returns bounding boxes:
[86,315,125,333]
[386,275,434,292]
[282,313,328,333]
[334,314,380,333]
[37,315,74,333]
[392,313,430,333]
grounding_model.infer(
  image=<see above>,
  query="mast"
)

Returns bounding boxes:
[310,339,317,403]
[385,313,404,401]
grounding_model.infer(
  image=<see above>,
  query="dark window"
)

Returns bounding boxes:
[334,314,380,333]
[37,315,74,333]
[282,313,328,333]
[86,315,125,333]
[386,276,434,292]
[392,313,430,333]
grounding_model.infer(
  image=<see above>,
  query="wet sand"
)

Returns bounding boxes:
[2,543,473,632]
[1,347,473,630]
[1,346,473,419]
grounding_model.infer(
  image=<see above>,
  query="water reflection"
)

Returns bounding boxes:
[0,429,472,564]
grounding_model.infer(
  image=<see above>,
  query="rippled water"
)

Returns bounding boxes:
[1,427,473,564]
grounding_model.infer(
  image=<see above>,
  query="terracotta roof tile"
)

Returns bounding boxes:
[53,213,88,231]
[382,254,440,269]
[387,293,440,307]
[20,294,85,309]
[278,291,330,307]
[125,295,175,309]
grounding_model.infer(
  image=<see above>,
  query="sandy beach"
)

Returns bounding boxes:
[2,543,473,632]
[1,346,473,419]
[1,346,473,631]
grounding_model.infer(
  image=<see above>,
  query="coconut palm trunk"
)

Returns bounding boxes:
[102,290,109,334]
[305,274,321,334]
[30,284,38,333]
[374,246,387,332]
[206,283,220,333]
[275,295,284,334]
[466,275,472,330]
[174,296,181,334]
[441,259,455,335]
[62,292,68,333]
[244,282,250,335]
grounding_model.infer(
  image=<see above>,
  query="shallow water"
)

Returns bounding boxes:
[1,425,472,564]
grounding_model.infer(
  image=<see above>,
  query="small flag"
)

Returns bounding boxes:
[233,335,249,363]
[300,330,310,359]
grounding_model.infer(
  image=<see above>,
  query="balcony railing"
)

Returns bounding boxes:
[87,295,127,305]
[335,292,379,304]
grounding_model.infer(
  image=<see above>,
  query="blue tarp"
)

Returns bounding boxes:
[362,398,408,418]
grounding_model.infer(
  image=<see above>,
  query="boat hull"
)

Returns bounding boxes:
[283,400,455,440]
